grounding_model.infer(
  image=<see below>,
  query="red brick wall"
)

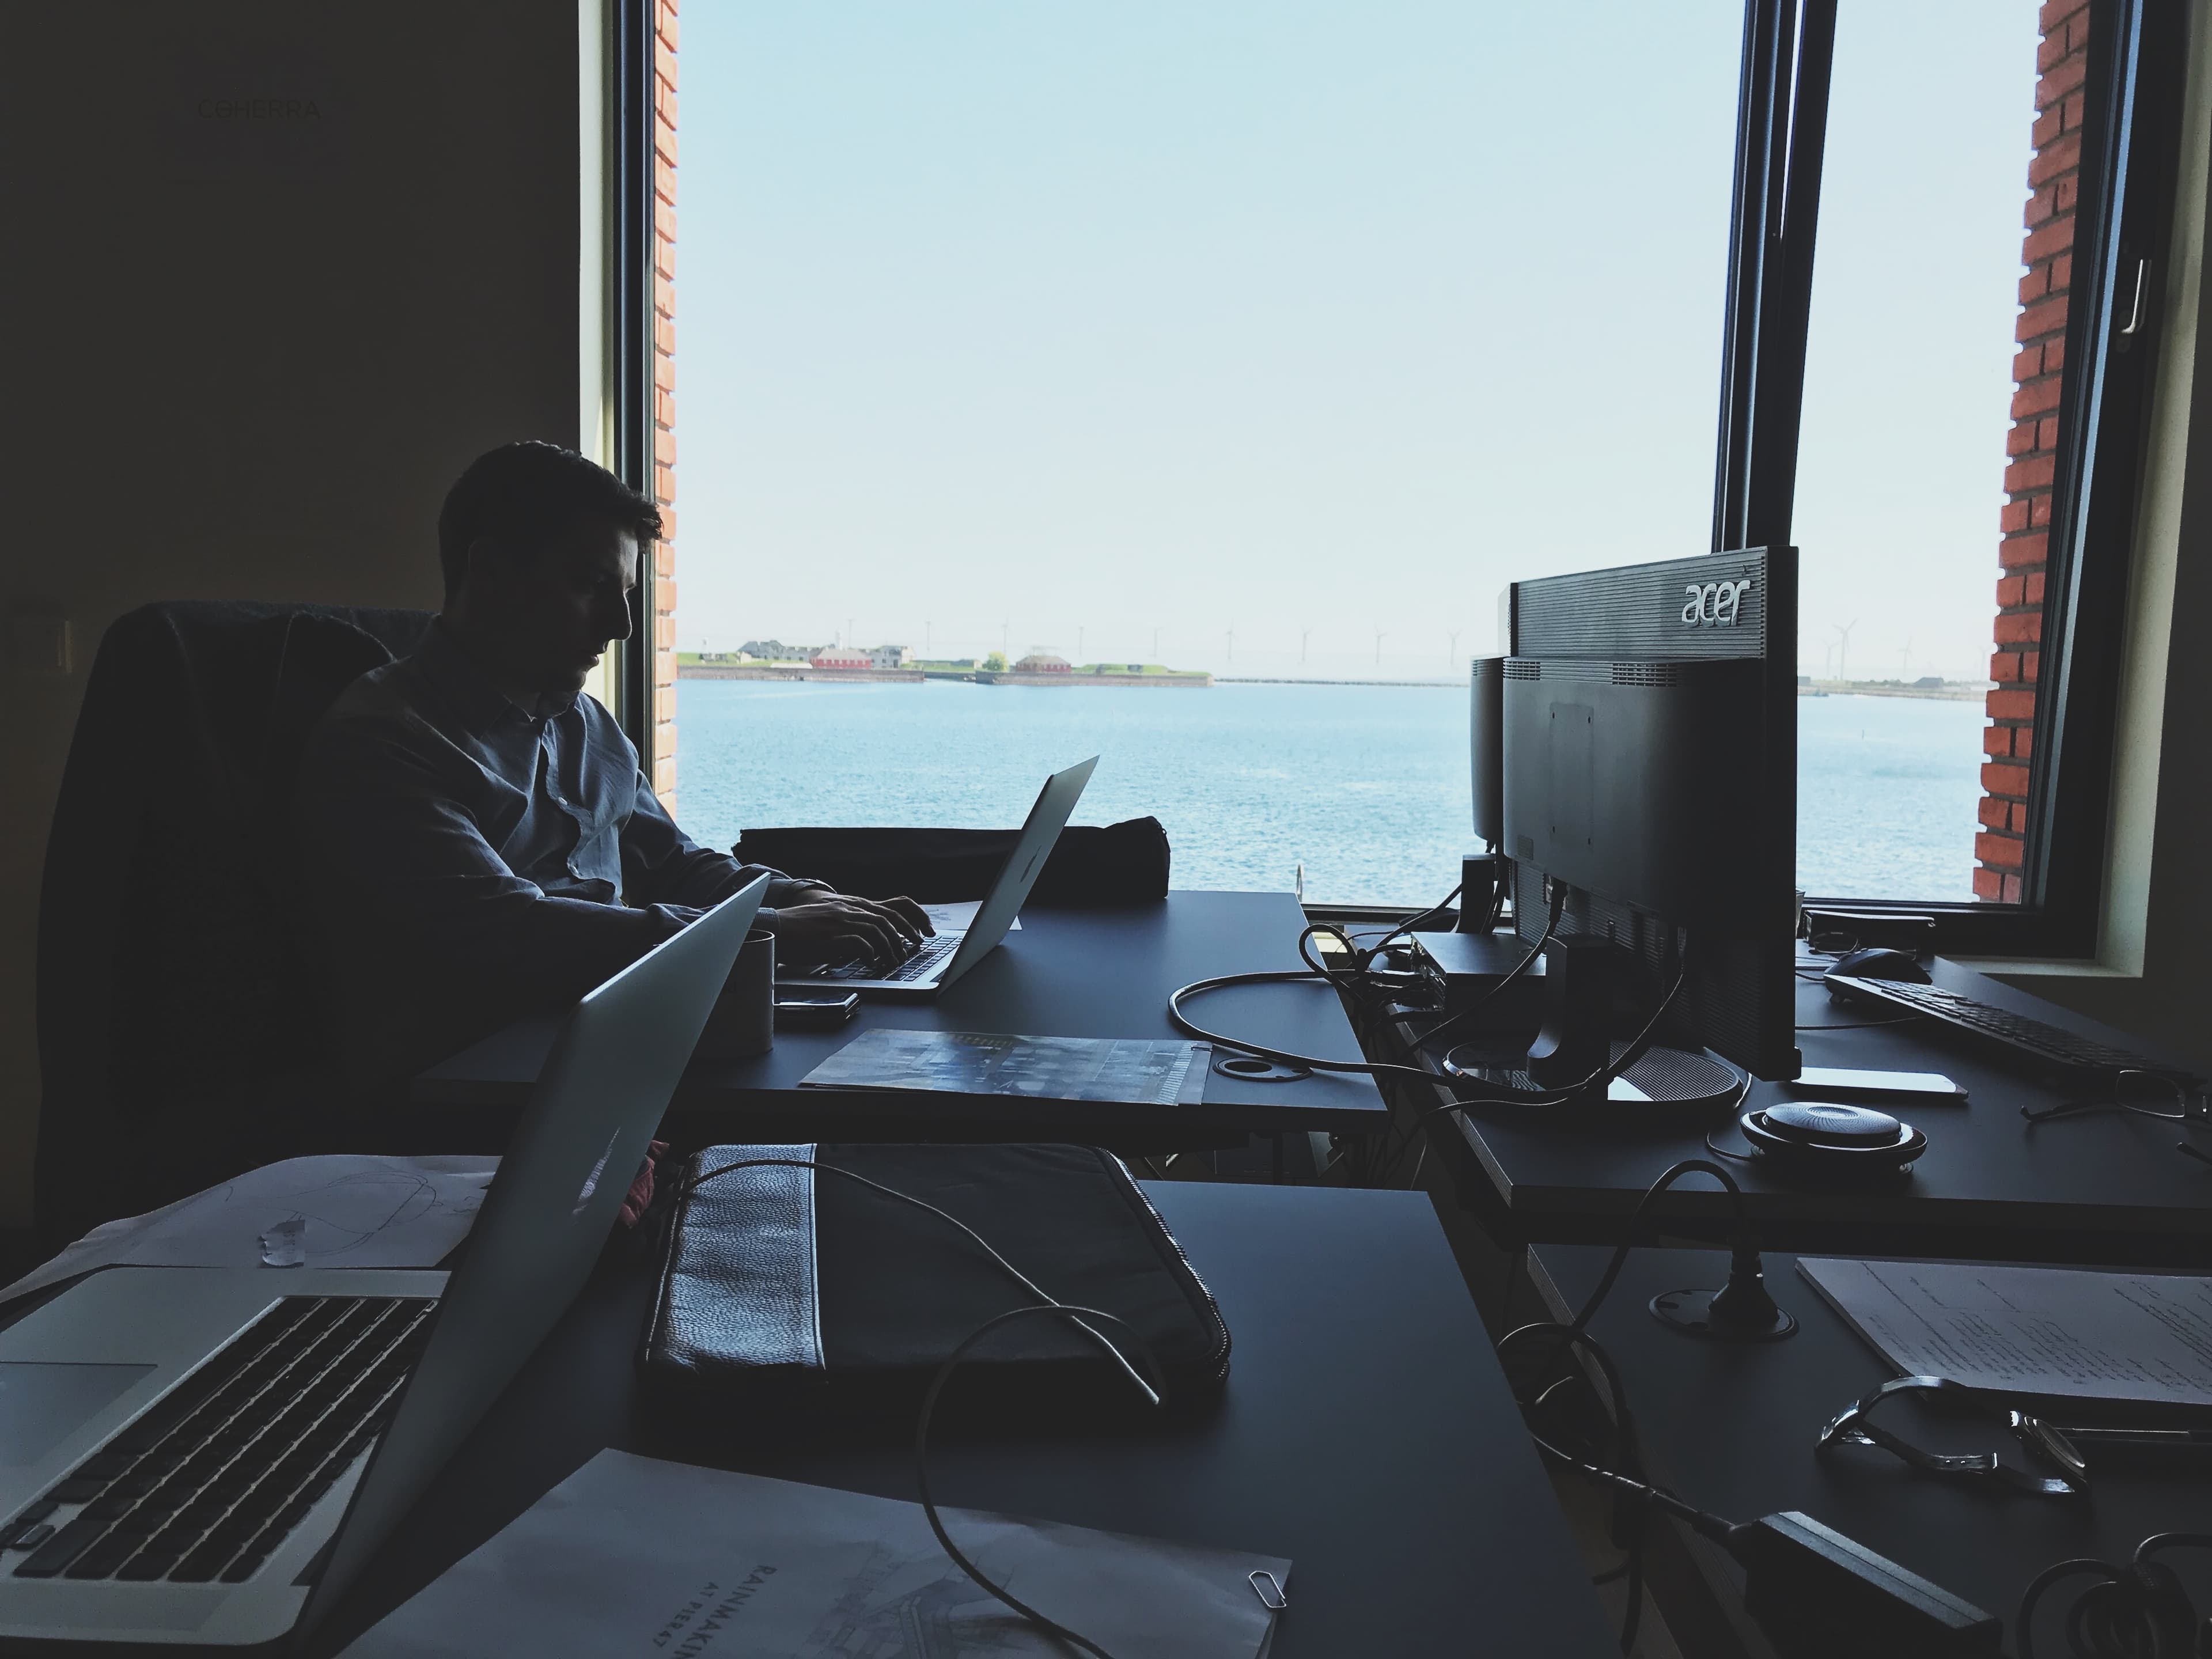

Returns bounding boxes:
[1975,0,2089,902]
[646,0,681,809]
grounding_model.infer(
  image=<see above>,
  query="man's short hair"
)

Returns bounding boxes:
[437,441,664,596]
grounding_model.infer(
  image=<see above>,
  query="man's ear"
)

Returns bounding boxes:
[461,536,516,599]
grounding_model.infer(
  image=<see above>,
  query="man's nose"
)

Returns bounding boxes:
[600,591,634,643]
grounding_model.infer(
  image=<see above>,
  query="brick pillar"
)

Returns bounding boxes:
[1975,0,2089,902]
[650,0,680,810]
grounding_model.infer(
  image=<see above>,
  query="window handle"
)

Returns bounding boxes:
[2119,256,2153,337]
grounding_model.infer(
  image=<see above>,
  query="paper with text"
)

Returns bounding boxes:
[340,1449,1288,1658]
[0,1156,499,1305]
[1798,1257,2212,1408]
[921,899,1017,934]
[802,1029,1210,1106]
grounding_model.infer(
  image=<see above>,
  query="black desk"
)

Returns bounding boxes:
[313,1184,1618,1658]
[1390,954,2212,1263]
[415,892,1388,1148]
[1526,1242,2212,1658]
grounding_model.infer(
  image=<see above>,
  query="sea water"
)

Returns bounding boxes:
[675,679,1986,907]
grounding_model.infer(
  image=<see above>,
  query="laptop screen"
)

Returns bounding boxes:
[302,876,766,1625]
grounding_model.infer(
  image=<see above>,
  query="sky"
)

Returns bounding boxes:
[674,1,2039,684]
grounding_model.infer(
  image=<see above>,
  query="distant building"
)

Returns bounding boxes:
[809,647,873,671]
[868,645,911,669]
[1913,675,1945,689]
[1014,651,1071,673]
[741,639,820,661]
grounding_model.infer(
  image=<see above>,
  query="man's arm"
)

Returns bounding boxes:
[619,771,821,914]
[620,774,934,966]
[297,728,698,1063]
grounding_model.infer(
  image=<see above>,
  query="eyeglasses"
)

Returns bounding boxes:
[1817,1375,2090,1499]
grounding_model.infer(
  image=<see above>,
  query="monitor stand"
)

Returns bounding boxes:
[1444,1040,1744,1113]
[1442,935,1744,1113]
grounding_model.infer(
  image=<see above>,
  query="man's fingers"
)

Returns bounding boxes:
[884,896,933,935]
[849,897,920,950]
[774,899,925,967]
[839,910,903,960]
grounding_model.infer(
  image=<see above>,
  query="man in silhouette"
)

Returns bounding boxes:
[295,440,929,1082]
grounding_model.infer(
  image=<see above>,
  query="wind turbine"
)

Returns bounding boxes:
[1447,628,1462,665]
[1374,628,1387,666]
[1832,619,1859,684]
[1225,628,1235,662]
[1300,628,1312,664]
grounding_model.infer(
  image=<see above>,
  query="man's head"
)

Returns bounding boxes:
[437,441,664,706]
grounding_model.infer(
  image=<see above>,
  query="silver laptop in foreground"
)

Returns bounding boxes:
[0,875,768,1650]
[778,756,1097,999]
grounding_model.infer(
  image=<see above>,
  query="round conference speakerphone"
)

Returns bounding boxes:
[1736,1100,1926,1179]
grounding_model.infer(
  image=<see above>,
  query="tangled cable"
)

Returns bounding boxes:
[2016,1533,2212,1658]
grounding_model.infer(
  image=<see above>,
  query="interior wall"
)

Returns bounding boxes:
[0,2,585,1226]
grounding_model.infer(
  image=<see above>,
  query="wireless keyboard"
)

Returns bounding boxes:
[1824,974,2201,1091]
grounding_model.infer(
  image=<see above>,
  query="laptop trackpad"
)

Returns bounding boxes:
[0,1362,154,1466]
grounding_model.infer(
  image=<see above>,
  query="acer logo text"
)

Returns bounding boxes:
[1681,579,1753,628]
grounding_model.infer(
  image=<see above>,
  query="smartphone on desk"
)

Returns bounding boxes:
[775,991,860,1031]
[1790,1067,1968,1105]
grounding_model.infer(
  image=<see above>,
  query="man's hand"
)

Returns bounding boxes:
[770,893,935,969]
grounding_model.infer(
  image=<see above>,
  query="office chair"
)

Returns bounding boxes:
[33,601,434,1252]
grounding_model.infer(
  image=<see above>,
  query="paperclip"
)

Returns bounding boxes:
[1248,1570,1288,1612]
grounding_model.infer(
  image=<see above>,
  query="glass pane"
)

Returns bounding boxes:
[1793,0,2073,902]
[675,3,1738,903]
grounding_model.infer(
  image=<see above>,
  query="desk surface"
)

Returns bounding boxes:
[415,891,1387,1144]
[1407,955,2212,1262]
[314,1183,1616,1658]
[1528,1241,2212,1658]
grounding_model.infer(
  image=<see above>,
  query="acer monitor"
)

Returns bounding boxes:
[1498,545,1800,1083]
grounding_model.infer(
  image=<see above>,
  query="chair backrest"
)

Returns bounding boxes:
[34,601,434,1248]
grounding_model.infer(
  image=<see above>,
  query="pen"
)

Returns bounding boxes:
[2050,1425,2212,1447]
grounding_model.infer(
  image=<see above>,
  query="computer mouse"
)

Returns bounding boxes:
[1830,946,1930,983]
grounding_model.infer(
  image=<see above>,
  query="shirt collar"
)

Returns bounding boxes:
[415,619,579,735]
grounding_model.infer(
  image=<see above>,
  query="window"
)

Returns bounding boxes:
[663,2,1739,906]
[1728,0,2184,950]
[613,0,2182,938]
[1790,0,2054,904]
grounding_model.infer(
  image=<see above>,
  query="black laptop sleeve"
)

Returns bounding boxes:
[731,817,1170,906]
[641,1143,1230,1418]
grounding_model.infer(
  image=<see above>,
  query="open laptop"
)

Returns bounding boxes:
[778,756,1097,999]
[0,874,768,1650]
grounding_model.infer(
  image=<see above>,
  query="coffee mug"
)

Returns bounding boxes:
[695,927,775,1059]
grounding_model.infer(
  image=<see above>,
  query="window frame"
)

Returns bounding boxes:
[611,0,658,760]
[1725,0,2189,956]
[598,3,2187,929]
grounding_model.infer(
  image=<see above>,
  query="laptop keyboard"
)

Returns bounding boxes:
[2,1295,435,1586]
[816,933,959,983]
